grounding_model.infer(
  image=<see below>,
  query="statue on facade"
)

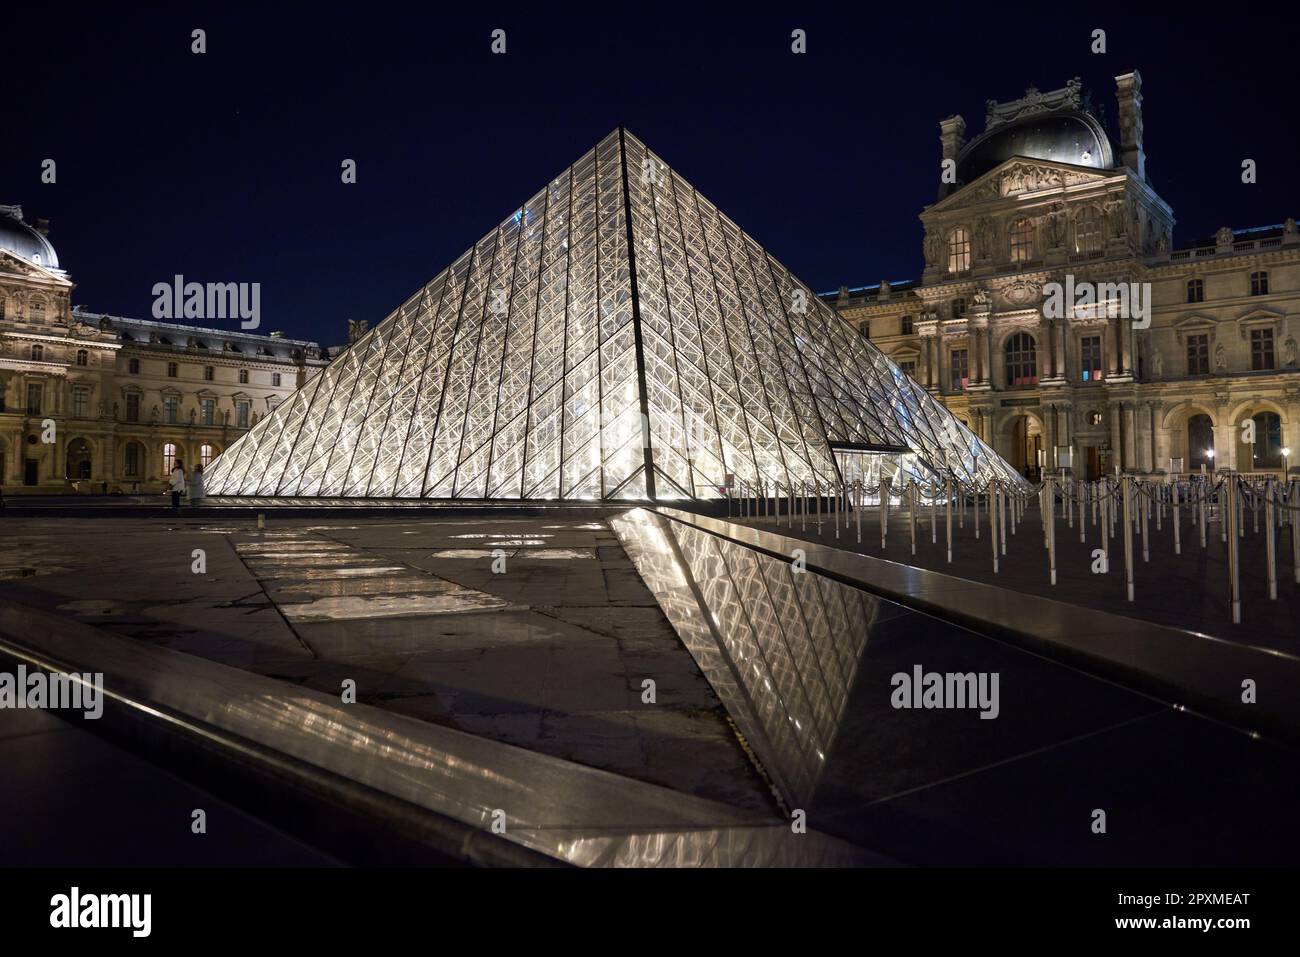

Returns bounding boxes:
[1286,217,1298,236]
[1214,342,1226,371]
[189,407,197,424]
[1046,204,1067,247]
[1285,336,1298,368]
[1216,226,1234,246]
[1151,347,1163,378]
[974,217,994,260]
[923,229,944,267]
[972,288,991,307]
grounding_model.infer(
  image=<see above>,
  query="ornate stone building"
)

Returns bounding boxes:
[824,73,1299,481]
[0,205,327,493]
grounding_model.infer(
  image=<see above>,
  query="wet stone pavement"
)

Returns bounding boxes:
[0,515,775,814]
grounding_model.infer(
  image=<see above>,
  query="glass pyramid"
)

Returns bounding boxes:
[206,128,1025,501]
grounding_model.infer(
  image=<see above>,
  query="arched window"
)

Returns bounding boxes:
[1009,218,1034,263]
[1004,333,1038,386]
[1248,412,1284,469]
[1188,415,1215,471]
[1074,207,1103,256]
[125,442,142,477]
[163,443,178,476]
[200,444,215,467]
[31,344,44,361]
[947,228,971,273]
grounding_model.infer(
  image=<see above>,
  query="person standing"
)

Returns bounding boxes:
[169,460,187,510]
[190,463,206,506]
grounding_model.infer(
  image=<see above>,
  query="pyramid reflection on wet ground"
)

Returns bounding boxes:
[206,128,1024,501]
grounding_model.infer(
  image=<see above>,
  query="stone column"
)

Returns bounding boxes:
[1111,317,1124,376]
[1044,403,1057,469]
[986,327,995,386]
[973,330,984,383]
[1110,403,1123,471]
[1120,319,1133,376]
[1147,402,1159,472]
[1123,402,1137,472]
[1055,321,1067,380]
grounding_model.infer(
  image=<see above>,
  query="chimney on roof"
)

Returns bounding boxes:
[1114,71,1146,182]
[34,218,50,236]
[939,115,966,165]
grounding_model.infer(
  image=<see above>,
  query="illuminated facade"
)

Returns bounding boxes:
[0,205,325,493]
[206,129,1023,500]
[825,73,1299,480]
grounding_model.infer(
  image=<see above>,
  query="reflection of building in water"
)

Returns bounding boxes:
[824,73,1300,482]
[0,204,326,493]
[614,507,885,808]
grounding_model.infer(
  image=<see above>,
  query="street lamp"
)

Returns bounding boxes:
[1284,446,1291,474]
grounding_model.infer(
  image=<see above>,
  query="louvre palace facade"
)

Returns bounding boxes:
[823,72,1299,481]
[0,205,326,493]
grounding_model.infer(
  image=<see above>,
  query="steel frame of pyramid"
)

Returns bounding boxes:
[206,128,1026,501]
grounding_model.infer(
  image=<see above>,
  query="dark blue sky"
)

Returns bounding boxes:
[6,6,1295,346]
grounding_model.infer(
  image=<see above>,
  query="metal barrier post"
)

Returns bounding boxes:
[1047,475,1056,585]
[1266,477,1277,600]
[1227,475,1241,623]
[945,478,953,563]
[1122,475,1135,602]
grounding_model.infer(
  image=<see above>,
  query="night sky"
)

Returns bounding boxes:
[6,7,1296,347]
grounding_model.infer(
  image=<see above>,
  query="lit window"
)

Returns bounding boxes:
[163,443,178,476]
[1074,207,1103,256]
[1009,219,1033,262]
[200,444,215,467]
[947,228,971,273]
[949,348,969,390]
[1004,333,1038,386]
[1080,335,1103,381]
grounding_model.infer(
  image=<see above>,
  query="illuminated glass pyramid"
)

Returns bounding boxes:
[206,128,1024,500]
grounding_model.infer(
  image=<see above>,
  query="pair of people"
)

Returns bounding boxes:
[168,461,206,509]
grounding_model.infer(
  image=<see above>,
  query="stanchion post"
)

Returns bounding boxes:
[945,478,953,563]
[1266,476,1277,600]
[1122,475,1135,602]
[1227,474,1241,623]
[1047,474,1056,585]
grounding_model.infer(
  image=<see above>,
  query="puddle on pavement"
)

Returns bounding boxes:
[281,589,518,621]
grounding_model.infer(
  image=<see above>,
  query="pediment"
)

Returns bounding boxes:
[0,248,71,285]
[929,157,1119,214]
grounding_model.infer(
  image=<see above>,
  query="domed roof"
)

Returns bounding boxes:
[957,109,1114,187]
[0,205,61,270]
